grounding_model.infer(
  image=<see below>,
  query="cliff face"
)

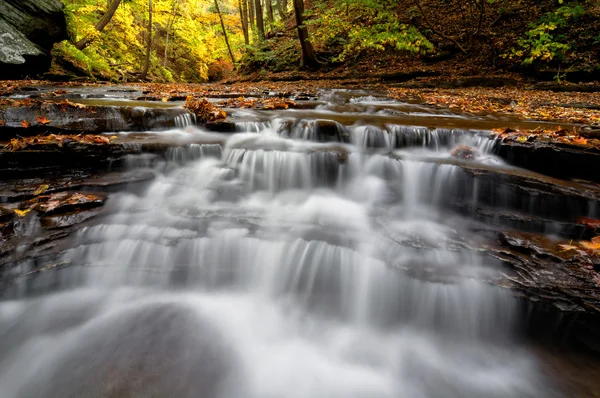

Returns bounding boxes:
[0,0,67,78]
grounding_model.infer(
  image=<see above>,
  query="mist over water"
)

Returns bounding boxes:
[0,93,560,397]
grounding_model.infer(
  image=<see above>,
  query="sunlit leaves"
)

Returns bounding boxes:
[4,134,114,151]
[61,0,244,81]
[184,99,227,122]
[218,97,296,109]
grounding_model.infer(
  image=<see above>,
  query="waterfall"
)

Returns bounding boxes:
[0,91,561,398]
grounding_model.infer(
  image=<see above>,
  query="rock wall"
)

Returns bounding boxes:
[0,0,67,78]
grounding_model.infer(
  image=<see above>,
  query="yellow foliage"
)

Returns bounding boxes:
[62,0,244,82]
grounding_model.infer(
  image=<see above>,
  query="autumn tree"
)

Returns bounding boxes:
[238,0,250,44]
[277,0,287,20]
[140,0,153,80]
[163,0,180,66]
[215,0,236,63]
[293,0,318,67]
[74,0,123,50]
[255,0,266,39]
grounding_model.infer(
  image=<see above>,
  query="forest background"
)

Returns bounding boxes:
[53,0,600,83]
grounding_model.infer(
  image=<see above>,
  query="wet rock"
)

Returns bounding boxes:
[496,141,600,183]
[0,0,67,78]
[25,192,107,215]
[580,126,600,140]
[396,155,600,222]
[0,207,14,222]
[450,145,476,160]
[0,221,14,239]
[0,170,154,202]
[0,145,134,179]
[0,102,195,137]
[40,208,102,230]
[458,203,593,240]
[312,120,349,143]
[489,231,600,315]
[203,121,238,133]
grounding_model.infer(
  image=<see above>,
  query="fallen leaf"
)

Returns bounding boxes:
[33,184,49,195]
[13,209,31,217]
[21,120,30,128]
[0,120,6,126]
[35,115,51,125]
[558,244,578,251]
[580,240,600,251]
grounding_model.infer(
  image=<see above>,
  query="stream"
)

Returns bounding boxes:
[0,87,598,397]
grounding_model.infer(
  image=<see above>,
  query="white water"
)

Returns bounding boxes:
[0,116,558,397]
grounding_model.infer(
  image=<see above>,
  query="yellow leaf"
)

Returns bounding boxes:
[13,209,31,217]
[33,184,49,195]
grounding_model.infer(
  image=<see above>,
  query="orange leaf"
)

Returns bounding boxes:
[580,241,600,251]
[0,120,5,126]
[572,137,588,145]
[558,244,578,252]
[35,115,51,125]
[21,120,30,128]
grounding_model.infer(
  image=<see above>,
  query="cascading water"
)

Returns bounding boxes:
[0,95,563,398]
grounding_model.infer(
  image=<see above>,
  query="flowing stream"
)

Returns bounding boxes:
[0,90,567,397]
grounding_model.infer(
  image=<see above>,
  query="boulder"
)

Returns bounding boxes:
[0,0,67,78]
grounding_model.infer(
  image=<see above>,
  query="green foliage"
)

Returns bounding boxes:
[239,40,299,72]
[307,0,433,62]
[337,23,433,62]
[54,40,112,79]
[511,1,585,65]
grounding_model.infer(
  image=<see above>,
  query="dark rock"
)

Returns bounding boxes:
[394,154,600,221]
[495,141,600,183]
[580,126,600,140]
[203,121,238,133]
[0,220,14,239]
[40,208,102,230]
[0,0,67,78]
[490,231,600,318]
[0,102,195,137]
[0,206,14,222]
[312,120,349,143]
[0,170,155,202]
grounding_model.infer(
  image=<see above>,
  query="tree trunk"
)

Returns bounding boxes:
[140,0,153,80]
[277,0,287,19]
[164,0,179,67]
[239,0,249,45]
[249,0,255,30]
[255,0,265,39]
[265,0,274,24]
[75,0,122,50]
[293,0,318,68]
[215,0,236,64]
